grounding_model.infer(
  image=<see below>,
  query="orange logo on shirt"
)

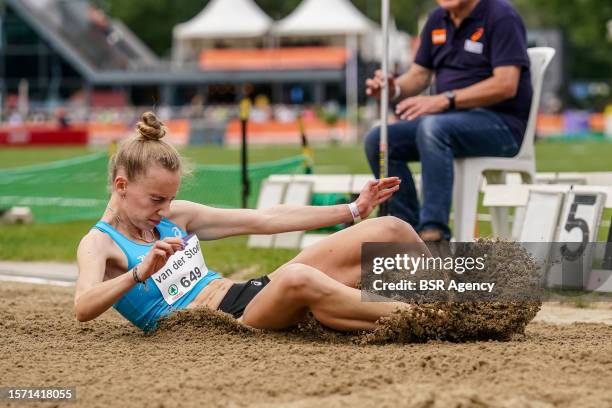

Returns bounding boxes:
[470,27,484,42]
[432,29,447,44]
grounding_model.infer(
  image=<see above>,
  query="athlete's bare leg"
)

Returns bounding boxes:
[277,216,426,287]
[242,263,410,331]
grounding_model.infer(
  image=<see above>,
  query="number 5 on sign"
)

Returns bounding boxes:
[546,191,606,289]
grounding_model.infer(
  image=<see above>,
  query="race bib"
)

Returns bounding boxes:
[151,234,208,305]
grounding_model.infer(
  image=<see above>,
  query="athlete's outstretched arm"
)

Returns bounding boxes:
[173,177,400,240]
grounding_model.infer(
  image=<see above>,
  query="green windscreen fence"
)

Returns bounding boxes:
[0,153,304,223]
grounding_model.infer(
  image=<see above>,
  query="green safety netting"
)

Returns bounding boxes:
[0,153,305,223]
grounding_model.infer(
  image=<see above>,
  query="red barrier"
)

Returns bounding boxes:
[0,126,88,145]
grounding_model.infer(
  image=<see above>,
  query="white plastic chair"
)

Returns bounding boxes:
[452,47,556,241]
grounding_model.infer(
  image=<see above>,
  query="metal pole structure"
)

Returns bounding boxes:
[603,215,612,270]
[240,98,251,208]
[297,112,314,174]
[345,34,359,143]
[378,0,390,216]
[0,2,5,114]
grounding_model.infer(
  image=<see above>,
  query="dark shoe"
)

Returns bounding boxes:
[418,229,445,242]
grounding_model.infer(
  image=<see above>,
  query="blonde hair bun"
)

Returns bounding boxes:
[137,111,166,141]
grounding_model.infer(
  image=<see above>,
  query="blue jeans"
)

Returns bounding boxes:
[364,108,520,240]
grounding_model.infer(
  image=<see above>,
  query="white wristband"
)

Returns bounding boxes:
[348,202,362,224]
[392,83,402,101]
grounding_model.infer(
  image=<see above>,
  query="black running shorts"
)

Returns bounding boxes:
[217,276,271,319]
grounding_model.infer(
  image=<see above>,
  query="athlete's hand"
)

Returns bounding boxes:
[354,177,401,219]
[365,70,397,100]
[137,237,184,280]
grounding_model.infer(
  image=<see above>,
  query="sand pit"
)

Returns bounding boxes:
[2,282,612,407]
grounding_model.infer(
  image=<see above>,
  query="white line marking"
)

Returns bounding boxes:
[0,274,75,287]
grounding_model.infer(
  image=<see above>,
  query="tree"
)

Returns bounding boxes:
[105,0,432,56]
[253,0,301,19]
[105,0,612,80]
[352,0,436,34]
[106,0,208,56]
[514,0,612,79]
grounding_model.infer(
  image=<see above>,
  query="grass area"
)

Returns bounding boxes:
[0,220,92,261]
[0,146,93,168]
[2,141,612,173]
[533,141,612,172]
[1,141,611,264]
[0,145,371,174]
[0,220,298,277]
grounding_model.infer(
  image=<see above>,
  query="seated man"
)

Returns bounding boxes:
[364,0,532,241]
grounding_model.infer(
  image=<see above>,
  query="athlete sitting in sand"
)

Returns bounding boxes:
[74,112,425,333]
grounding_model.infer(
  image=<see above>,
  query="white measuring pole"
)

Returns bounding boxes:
[379,0,390,181]
[378,0,390,216]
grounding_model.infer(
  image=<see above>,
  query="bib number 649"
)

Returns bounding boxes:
[180,267,203,288]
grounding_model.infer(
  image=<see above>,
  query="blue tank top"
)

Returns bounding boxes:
[93,218,222,332]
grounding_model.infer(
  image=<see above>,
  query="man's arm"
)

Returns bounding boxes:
[365,64,433,100]
[454,66,521,109]
[395,63,434,100]
[395,65,521,120]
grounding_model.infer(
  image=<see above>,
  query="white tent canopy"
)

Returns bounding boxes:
[174,0,272,40]
[272,0,378,145]
[173,0,273,65]
[273,0,376,37]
